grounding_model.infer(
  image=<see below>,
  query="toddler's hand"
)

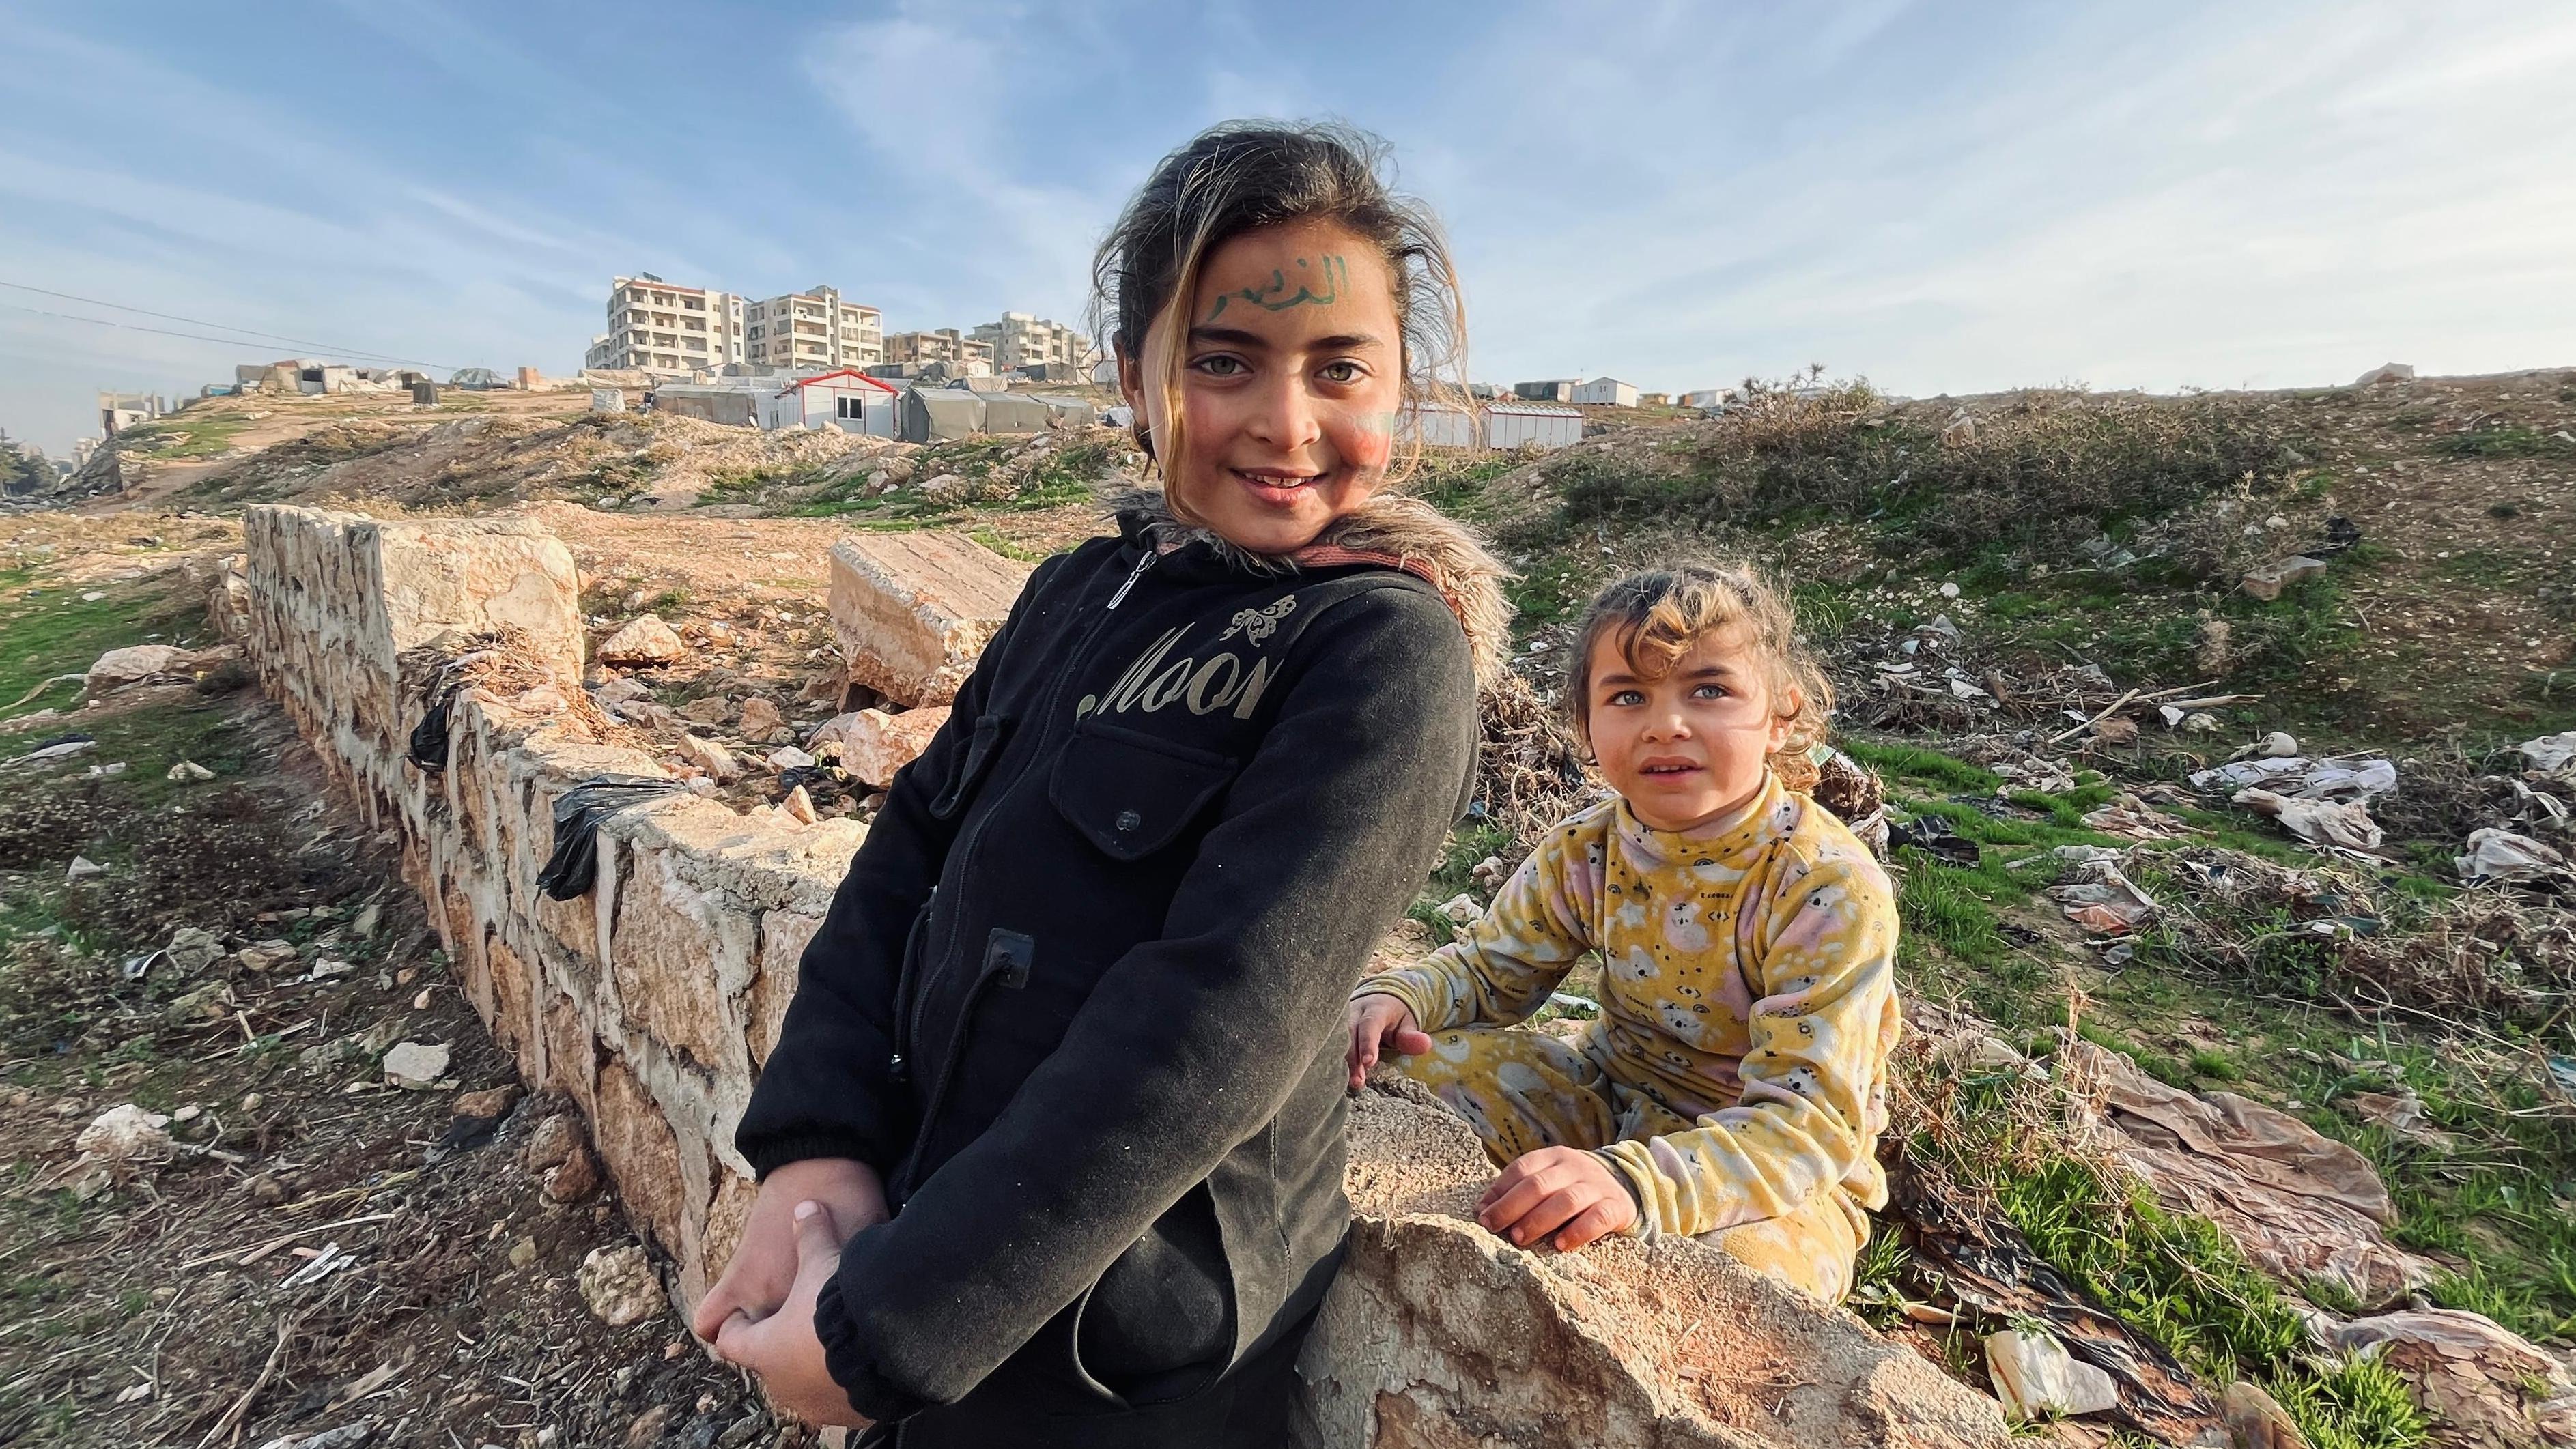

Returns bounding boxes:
[1345,993,1432,1091]
[1477,1146,1636,1252]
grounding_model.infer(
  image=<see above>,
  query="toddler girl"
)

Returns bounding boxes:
[1346,564,1900,1301]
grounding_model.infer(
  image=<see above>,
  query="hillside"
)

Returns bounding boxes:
[3,367,2572,1447]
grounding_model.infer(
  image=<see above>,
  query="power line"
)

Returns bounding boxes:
[0,278,461,371]
[0,301,456,373]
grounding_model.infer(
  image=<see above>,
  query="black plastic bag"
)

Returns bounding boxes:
[408,685,461,771]
[535,775,685,900]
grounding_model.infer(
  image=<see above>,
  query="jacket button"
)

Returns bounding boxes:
[1115,809,1141,833]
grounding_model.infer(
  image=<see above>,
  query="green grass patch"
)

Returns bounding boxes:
[1839,736,2004,794]
[115,414,246,460]
[0,574,208,726]
[2429,427,2571,459]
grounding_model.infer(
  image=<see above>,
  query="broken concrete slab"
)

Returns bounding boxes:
[2239,555,2330,601]
[827,532,1032,707]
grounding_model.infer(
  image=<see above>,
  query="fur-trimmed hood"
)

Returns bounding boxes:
[1107,487,1514,689]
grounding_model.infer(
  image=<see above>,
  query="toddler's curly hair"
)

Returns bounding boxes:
[1563,564,1835,792]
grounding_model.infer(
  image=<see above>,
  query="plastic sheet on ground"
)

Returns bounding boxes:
[2078,795,2190,841]
[1890,1170,2220,1444]
[2048,862,2158,935]
[2521,730,2576,774]
[2231,788,2385,851]
[2189,754,2399,802]
[2073,1041,2431,1308]
[2454,827,2570,888]
[534,775,685,900]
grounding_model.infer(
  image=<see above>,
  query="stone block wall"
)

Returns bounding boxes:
[238,504,859,1307]
[233,504,2006,1448]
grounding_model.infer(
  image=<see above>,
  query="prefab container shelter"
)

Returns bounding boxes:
[761,369,900,434]
[1398,403,1478,449]
[1484,404,1583,450]
[1571,377,1639,407]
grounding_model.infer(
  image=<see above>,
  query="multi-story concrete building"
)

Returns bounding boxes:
[745,286,883,373]
[883,328,994,374]
[971,313,1090,373]
[586,276,747,374]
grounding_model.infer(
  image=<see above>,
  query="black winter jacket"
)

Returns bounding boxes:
[735,493,1501,1429]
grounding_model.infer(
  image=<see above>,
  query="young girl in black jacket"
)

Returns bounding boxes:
[697,121,1508,1446]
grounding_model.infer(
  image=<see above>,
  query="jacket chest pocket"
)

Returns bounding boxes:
[1048,720,1240,861]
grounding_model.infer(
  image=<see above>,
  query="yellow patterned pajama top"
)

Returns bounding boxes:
[1355,773,1901,1299]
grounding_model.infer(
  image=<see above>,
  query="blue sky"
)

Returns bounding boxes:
[2,0,2571,454]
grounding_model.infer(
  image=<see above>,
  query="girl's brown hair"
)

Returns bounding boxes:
[1564,564,1836,792]
[1089,121,1466,511]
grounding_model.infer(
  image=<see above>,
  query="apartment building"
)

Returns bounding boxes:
[744,285,883,372]
[882,328,994,374]
[970,312,1090,372]
[586,276,747,374]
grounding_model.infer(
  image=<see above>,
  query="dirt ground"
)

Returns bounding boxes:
[0,566,796,1447]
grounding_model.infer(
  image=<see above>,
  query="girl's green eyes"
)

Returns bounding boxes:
[1185,356,1368,383]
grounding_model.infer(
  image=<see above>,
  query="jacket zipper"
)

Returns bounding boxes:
[894,543,1160,1193]
[886,886,936,1087]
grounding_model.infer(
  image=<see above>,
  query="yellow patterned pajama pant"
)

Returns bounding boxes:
[1399,1023,1866,1302]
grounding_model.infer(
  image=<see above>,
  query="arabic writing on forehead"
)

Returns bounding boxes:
[1203,255,1349,324]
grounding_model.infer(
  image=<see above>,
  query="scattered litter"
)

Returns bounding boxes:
[306,956,357,982]
[65,855,106,882]
[2232,788,2384,851]
[11,735,96,768]
[1546,991,1600,1018]
[2343,1090,2457,1150]
[2454,828,2568,887]
[2190,754,2398,802]
[2078,795,2189,842]
[1889,813,1981,867]
[166,759,216,781]
[534,775,685,900]
[279,1241,360,1289]
[2521,731,2576,773]
[1436,893,1482,925]
[1985,1327,2120,1420]
[2048,861,2158,935]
